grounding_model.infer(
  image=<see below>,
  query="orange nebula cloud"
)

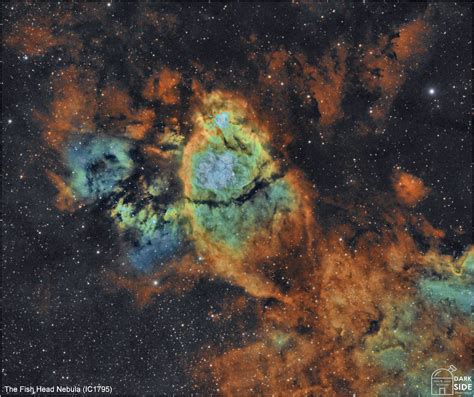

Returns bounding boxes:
[6,24,62,57]
[46,171,79,212]
[258,43,347,131]
[142,68,182,105]
[393,170,430,207]
[193,194,470,396]
[100,85,134,119]
[99,85,156,140]
[5,14,83,60]
[394,19,432,62]
[34,66,98,150]
[297,44,347,127]
[267,49,290,73]
[106,255,203,307]
[125,109,156,140]
[360,17,432,123]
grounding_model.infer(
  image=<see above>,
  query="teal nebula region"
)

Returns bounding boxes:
[183,109,298,251]
[419,254,474,315]
[193,178,294,249]
[66,135,134,200]
[63,134,185,272]
[109,197,184,272]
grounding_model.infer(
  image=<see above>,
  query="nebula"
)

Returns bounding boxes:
[65,135,134,201]
[50,89,315,299]
[45,86,472,396]
[3,3,471,395]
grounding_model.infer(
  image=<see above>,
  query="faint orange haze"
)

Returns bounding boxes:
[34,66,98,151]
[360,17,432,124]
[142,68,182,104]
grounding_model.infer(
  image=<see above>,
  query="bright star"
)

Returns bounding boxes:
[428,88,436,95]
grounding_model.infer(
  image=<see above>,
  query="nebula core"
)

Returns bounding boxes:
[3,3,472,396]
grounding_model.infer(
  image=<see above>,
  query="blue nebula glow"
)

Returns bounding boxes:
[66,135,134,200]
[214,112,230,129]
[128,223,182,272]
[195,151,237,191]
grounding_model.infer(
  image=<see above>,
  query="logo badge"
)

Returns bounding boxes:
[431,365,457,396]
